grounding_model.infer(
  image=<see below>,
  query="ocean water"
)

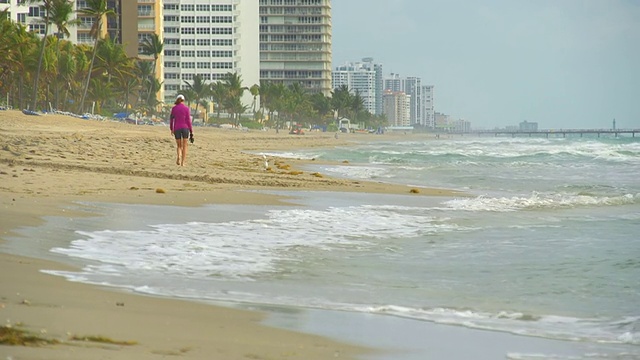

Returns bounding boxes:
[15,135,640,358]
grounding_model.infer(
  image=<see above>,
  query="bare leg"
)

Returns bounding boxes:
[180,138,188,166]
[175,138,181,165]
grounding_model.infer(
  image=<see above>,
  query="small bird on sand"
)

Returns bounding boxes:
[263,154,269,170]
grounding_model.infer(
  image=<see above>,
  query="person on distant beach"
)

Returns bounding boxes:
[170,94,193,166]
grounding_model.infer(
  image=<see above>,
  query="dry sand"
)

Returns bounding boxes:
[0,110,455,359]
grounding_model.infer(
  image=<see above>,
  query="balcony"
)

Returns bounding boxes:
[138,23,156,31]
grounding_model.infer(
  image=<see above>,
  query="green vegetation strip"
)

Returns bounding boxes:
[0,325,58,346]
[0,325,137,347]
[70,335,138,346]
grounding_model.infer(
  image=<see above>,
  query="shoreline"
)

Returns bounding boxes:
[0,111,455,359]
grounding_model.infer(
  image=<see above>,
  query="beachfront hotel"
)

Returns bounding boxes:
[259,0,333,95]
[332,57,384,116]
[162,0,260,107]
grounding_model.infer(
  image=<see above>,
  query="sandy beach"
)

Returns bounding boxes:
[0,110,453,359]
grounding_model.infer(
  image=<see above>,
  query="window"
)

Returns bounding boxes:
[212,39,233,46]
[165,62,179,68]
[196,4,210,11]
[28,6,42,17]
[164,27,178,34]
[211,27,232,35]
[77,33,93,43]
[181,38,195,46]
[212,5,232,11]
[17,13,26,23]
[196,16,209,23]
[165,73,179,80]
[138,5,152,17]
[182,62,195,69]
[212,16,232,23]
[29,24,46,35]
[181,50,195,57]
[196,39,210,46]
[181,16,194,23]
[181,27,195,34]
[197,62,211,69]
[164,4,178,11]
[164,15,178,22]
[212,51,232,57]
[164,50,178,56]
[182,74,194,81]
[196,50,210,57]
[212,62,233,69]
[180,4,194,11]
[165,38,179,45]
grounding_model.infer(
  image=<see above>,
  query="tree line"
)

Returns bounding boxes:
[0,0,388,131]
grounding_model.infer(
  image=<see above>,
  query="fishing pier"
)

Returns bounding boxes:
[454,129,639,138]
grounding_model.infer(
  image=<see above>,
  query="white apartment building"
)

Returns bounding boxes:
[421,85,435,128]
[162,0,259,107]
[332,58,383,115]
[383,90,411,127]
[259,0,332,95]
[0,0,78,42]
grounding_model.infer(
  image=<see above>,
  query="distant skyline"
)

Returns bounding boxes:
[332,0,640,129]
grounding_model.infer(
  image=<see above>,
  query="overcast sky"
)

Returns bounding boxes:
[332,0,640,129]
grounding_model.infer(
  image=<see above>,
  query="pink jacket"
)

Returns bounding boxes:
[170,103,192,132]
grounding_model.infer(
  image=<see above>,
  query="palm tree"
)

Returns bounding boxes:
[249,83,260,119]
[210,81,227,119]
[140,33,163,104]
[331,85,353,121]
[282,82,310,127]
[20,0,55,110]
[310,92,332,125]
[183,74,210,122]
[57,41,79,111]
[78,0,115,114]
[135,60,153,105]
[222,72,247,124]
[50,0,79,109]
[1,21,38,109]
[351,90,365,122]
[94,37,135,111]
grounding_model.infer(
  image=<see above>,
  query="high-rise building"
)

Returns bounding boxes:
[384,73,422,125]
[384,73,436,127]
[383,90,411,127]
[162,0,259,107]
[332,57,383,115]
[1,0,76,41]
[259,0,332,95]
[421,85,434,128]
[74,0,165,101]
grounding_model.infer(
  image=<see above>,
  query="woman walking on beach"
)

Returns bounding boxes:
[170,94,193,166]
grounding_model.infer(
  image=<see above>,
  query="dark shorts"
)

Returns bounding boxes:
[174,128,190,139]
